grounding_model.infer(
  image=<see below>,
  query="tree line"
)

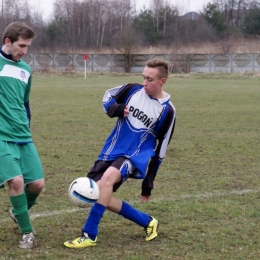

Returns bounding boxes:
[0,0,260,52]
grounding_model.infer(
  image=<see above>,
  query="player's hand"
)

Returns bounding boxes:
[124,106,129,117]
[141,195,150,203]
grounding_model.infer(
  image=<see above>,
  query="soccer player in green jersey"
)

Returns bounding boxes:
[0,22,45,249]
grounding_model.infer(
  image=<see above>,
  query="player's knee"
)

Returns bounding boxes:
[101,171,120,188]
[100,174,114,188]
[27,179,45,194]
[8,176,24,193]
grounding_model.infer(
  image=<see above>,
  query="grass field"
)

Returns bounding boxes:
[0,72,259,259]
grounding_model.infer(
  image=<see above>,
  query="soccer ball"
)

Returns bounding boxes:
[68,177,99,208]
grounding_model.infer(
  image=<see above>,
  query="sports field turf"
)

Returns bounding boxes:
[0,72,259,259]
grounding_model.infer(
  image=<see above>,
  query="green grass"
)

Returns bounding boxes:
[0,72,259,259]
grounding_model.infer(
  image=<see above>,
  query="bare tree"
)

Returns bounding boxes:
[114,26,141,72]
[213,0,252,28]
[3,0,31,23]
[30,0,44,26]
[87,0,108,49]
[151,0,162,32]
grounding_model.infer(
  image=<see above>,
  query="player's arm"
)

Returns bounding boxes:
[103,83,142,118]
[24,75,32,127]
[141,106,176,197]
[24,101,31,127]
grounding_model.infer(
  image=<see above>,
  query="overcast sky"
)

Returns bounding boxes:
[136,0,210,14]
[30,0,210,21]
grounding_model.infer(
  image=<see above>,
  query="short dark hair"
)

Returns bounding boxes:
[146,58,169,79]
[2,22,35,44]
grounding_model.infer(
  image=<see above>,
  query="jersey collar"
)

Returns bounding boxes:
[0,46,14,61]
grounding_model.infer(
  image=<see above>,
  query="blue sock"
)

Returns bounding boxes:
[82,203,106,240]
[118,201,151,227]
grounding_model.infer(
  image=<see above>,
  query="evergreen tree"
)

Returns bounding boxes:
[201,3,227,35]
[133,9,159,44]
[243,5,260,35]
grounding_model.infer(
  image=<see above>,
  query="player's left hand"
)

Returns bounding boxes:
[124,106,129,117]
[141,195,150,203]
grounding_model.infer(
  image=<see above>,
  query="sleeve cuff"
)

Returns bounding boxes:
[117,104,126,117]
[141,187,152,196]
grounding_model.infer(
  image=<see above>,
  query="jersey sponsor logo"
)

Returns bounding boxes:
[129,106,153,127]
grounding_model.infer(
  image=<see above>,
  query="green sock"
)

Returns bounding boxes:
[10,193,32,234]
[24,185,39,210]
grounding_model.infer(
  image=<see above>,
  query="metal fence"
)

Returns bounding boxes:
[23,53,260,73]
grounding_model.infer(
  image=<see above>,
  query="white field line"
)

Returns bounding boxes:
[0,188,259,223]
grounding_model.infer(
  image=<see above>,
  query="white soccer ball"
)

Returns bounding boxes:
[68,177,99,208]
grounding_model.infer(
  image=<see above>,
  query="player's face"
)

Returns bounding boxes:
[4,36,32,61]
[142,66,166,99]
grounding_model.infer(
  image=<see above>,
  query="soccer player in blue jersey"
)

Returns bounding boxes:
[64,58,176,248]
[0,22,44,249]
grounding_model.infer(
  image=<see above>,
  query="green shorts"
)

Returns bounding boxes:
[0,141,44,186]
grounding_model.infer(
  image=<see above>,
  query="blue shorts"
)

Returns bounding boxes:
[0,141,44,186]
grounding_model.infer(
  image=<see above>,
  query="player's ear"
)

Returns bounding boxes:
[4,38,11,45]
[161,77,167,85]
